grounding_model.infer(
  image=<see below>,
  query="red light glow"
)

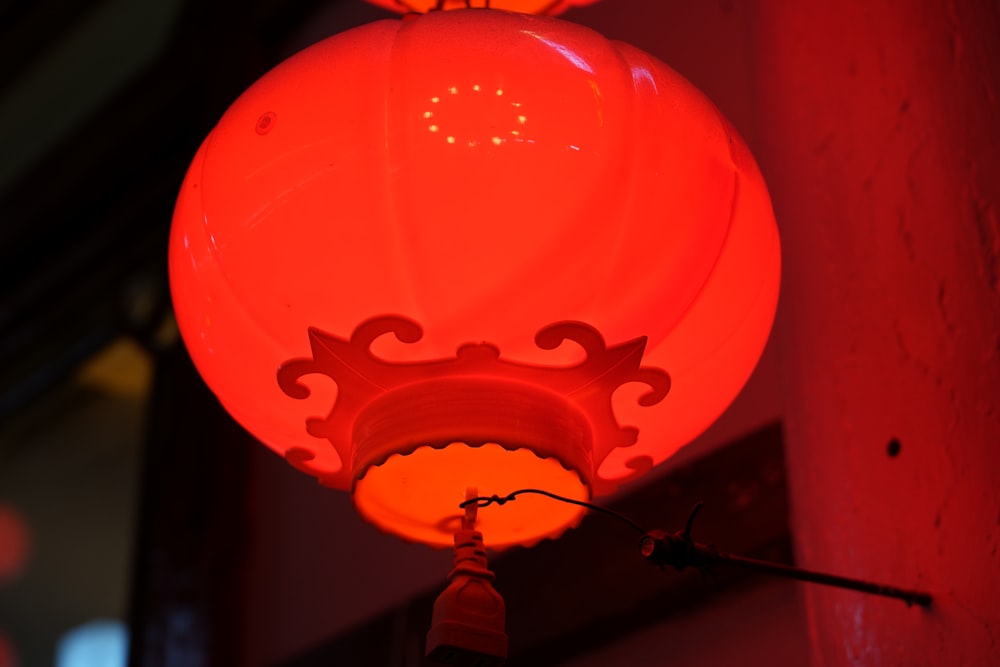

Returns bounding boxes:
[0,631,15,667]
[169,10,780,547]
[0,504,30,585]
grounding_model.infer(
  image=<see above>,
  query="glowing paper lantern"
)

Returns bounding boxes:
[0,631,15,667]
[363,0,599,16]
[169,10,780,549]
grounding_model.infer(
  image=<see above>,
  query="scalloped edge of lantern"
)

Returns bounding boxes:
[352,441,590,550]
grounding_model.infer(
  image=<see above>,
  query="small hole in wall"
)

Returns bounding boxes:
[887,438,902,458]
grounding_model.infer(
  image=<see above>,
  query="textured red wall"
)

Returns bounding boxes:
[753,1,1000,664]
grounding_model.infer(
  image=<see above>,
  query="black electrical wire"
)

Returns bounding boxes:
[460,490,932,607]
[459,488,648,535]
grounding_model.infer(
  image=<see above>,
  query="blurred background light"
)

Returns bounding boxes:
[55,620,128,667]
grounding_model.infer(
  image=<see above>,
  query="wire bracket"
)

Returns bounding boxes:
[465,492,933,608]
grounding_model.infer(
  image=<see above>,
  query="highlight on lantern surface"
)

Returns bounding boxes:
[168,9,781,549]
[363,0,599,16]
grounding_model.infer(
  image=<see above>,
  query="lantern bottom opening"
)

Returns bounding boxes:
[353,443,589,549]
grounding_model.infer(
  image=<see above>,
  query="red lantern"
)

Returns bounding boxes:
[169,10,780,549]
[363,0,599,15]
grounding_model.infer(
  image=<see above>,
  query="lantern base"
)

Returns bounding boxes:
[354,442,588,549]
[349,372,595,548]
[277,316,670,500]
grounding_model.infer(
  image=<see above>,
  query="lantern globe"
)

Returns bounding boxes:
[169,9,780,548]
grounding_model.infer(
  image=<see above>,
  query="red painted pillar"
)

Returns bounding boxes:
[751,1,1000,664]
